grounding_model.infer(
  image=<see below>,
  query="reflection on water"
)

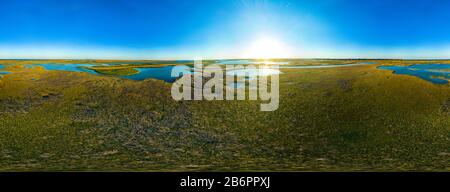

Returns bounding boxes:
[224,67,282,89]
[8,61,376,83]
[23,63,284,83]
[378,64,450,84]
[226,67,282,77]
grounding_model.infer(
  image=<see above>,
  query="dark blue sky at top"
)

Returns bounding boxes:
[1,0,450,58]
[0,0,234,48]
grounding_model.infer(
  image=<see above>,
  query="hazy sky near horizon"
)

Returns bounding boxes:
[2,0,450,59]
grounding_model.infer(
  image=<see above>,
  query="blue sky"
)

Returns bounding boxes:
[1,0,450,59]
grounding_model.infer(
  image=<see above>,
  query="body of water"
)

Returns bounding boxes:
[0,71,10,78]
[0,64,8,76]
[26,64,99,74]
[226,68,282,78]
[12,61,376,83]
[23,63,284,83]
[378,64,450,84]
[123,66,186,82]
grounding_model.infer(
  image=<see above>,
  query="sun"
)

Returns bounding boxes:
[243,36,291,59]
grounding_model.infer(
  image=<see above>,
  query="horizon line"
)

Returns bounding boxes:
[3,57,450,61]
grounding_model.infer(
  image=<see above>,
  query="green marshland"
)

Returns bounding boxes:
[0,59,449,171]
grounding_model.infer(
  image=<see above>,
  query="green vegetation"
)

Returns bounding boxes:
[0,59,449,171]
[88,67,140,76]
[82,63,178,76]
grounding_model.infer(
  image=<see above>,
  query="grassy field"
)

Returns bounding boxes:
[0,59,449,171]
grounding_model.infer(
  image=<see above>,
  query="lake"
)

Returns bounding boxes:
[123,66,187,82]
[11,61,376,83]
[26,64,99,75]
[378,64,450,84]
[226,67,282,78]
